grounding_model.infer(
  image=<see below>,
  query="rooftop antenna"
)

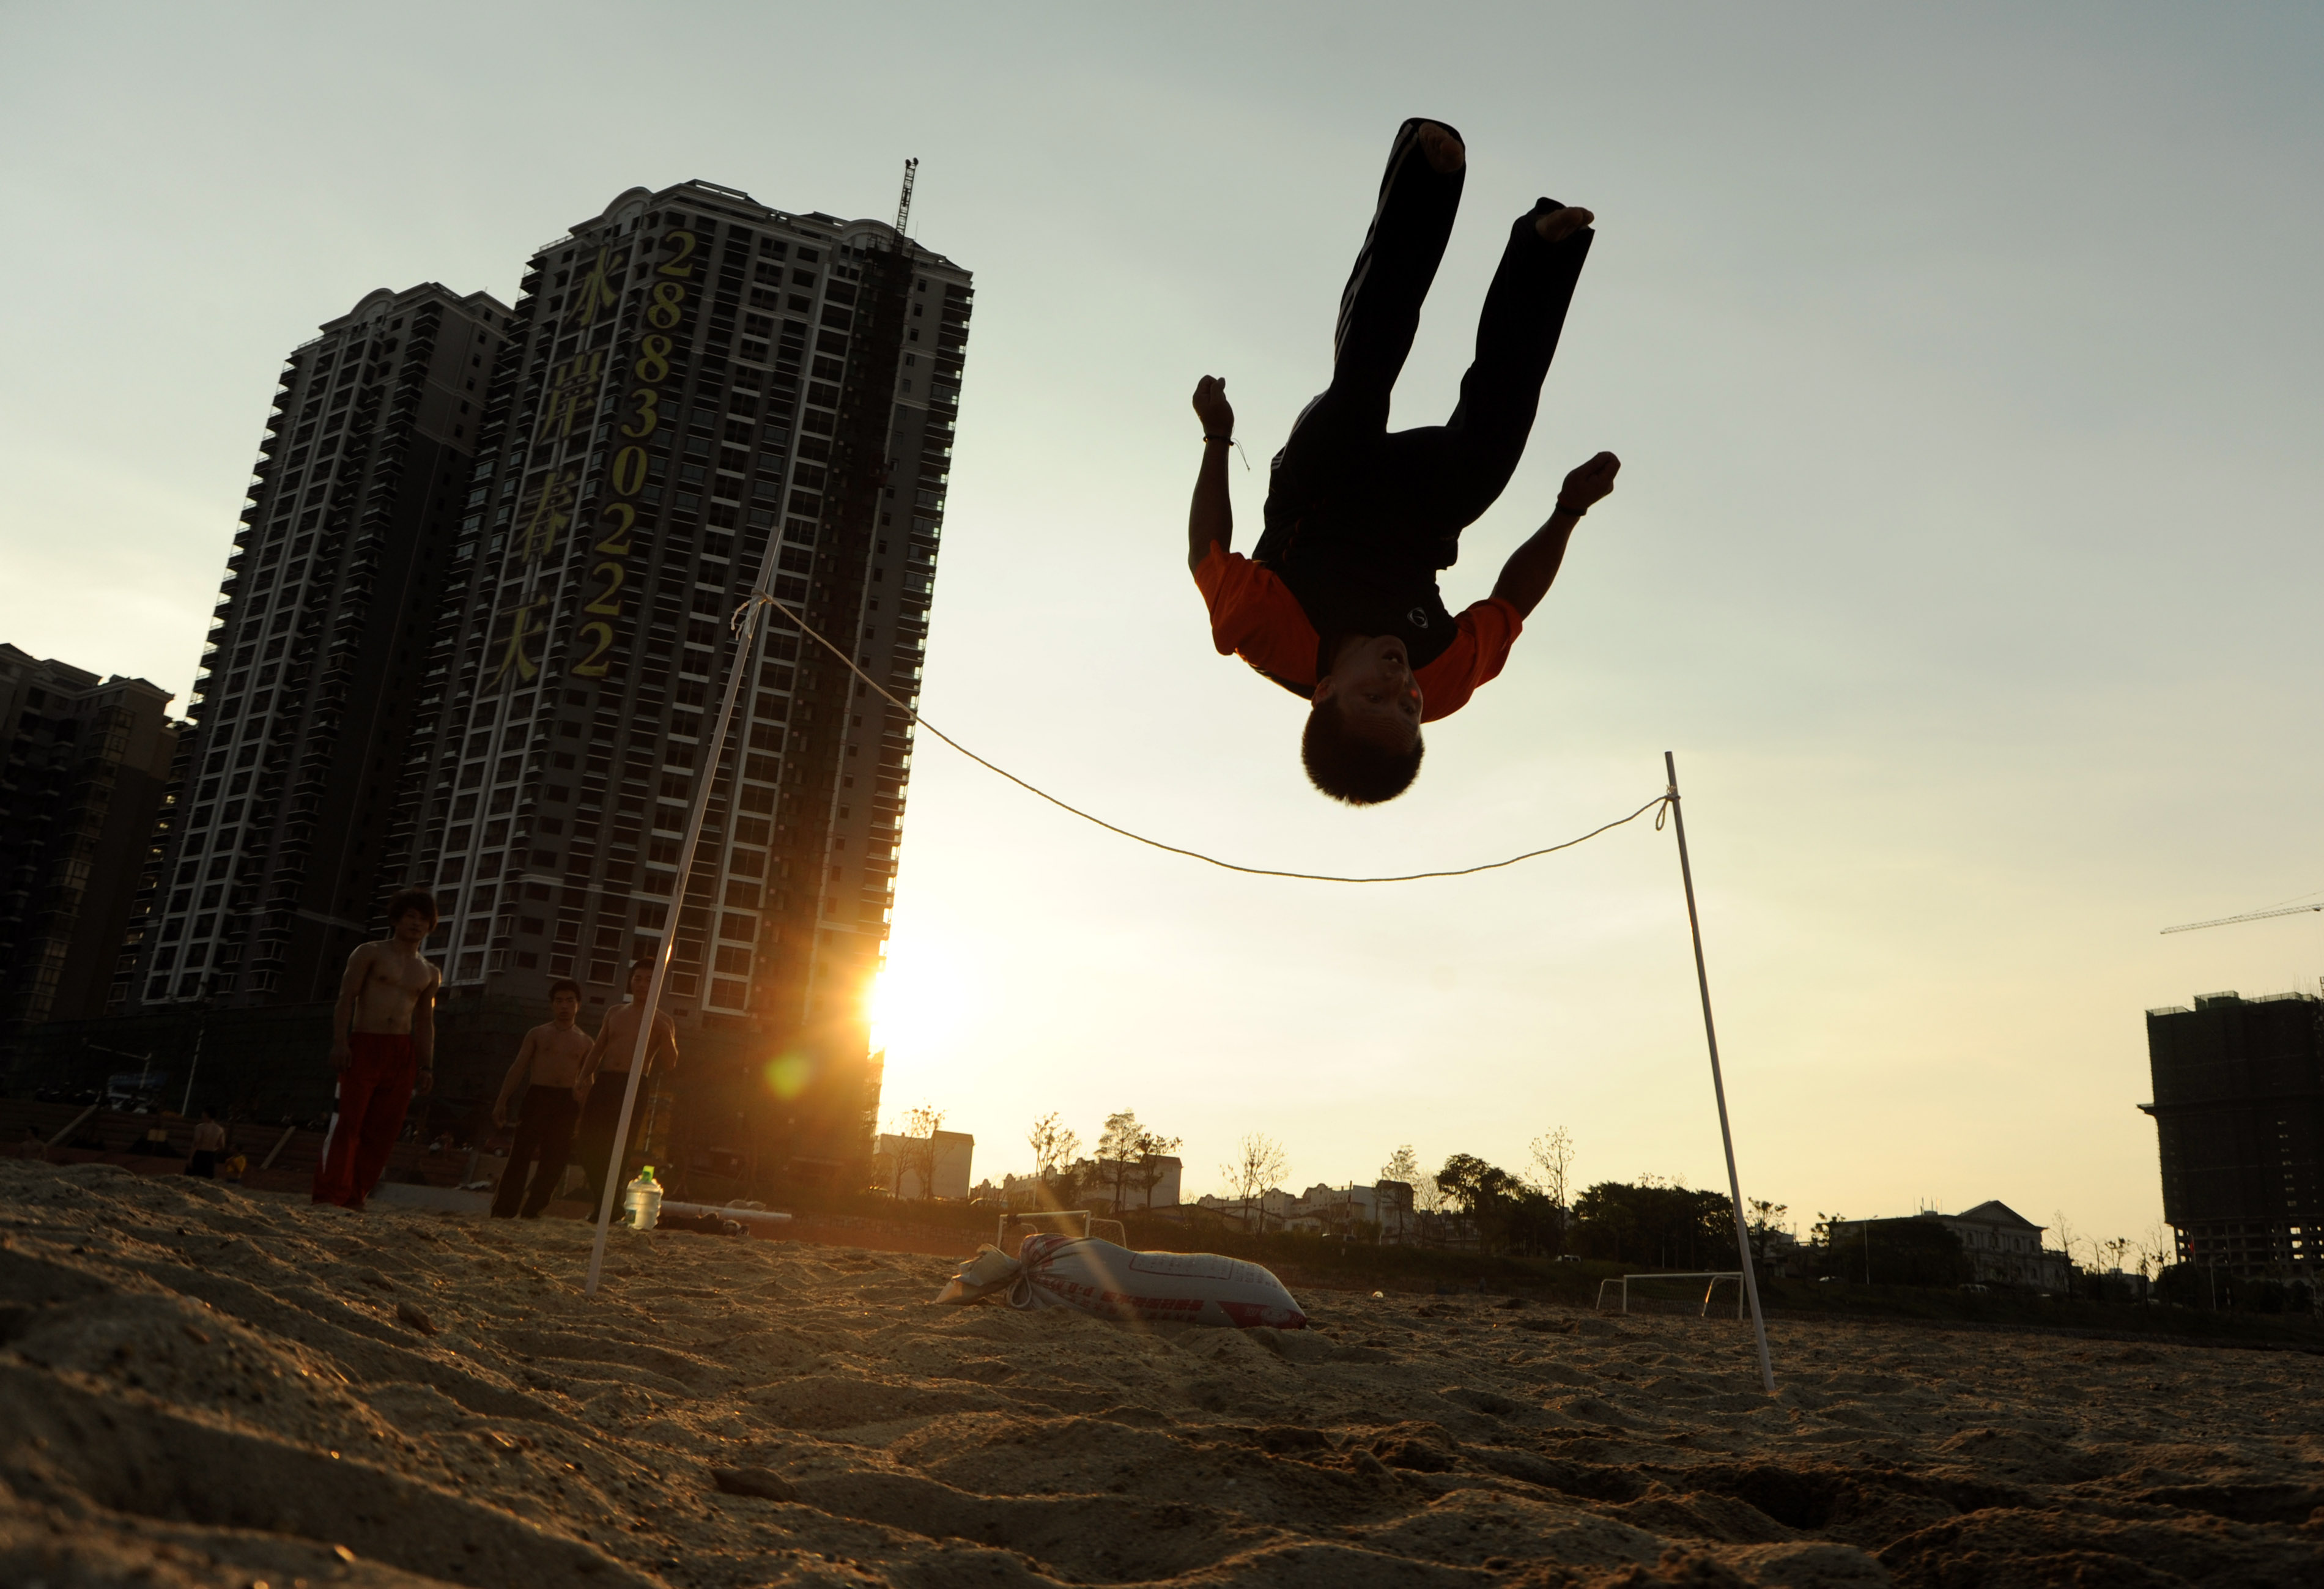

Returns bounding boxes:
[894,157,918,239]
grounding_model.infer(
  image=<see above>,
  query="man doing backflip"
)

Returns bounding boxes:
[1189,117,1621,804]
[313,889,439,1209]
[486,977,594,1218]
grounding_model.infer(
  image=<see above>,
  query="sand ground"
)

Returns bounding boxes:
[4,1160,2320,1588]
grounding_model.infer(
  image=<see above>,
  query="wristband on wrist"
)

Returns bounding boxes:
[1204,433,1251,469]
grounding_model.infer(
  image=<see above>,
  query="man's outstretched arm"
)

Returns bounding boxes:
[1188,375,1235,574]
[1490,451,1620,619]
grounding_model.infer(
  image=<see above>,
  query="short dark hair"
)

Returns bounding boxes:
[547,977,583,1002]
[1301,699,1424,806]
[385,887,439,928]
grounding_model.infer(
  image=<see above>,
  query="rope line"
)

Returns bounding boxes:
[738,594,1670,884]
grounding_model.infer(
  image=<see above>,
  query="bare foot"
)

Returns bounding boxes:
[1535,205,1594,244]
[1418,122,1465,174]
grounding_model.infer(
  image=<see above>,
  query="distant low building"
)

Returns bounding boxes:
[1192,1188,1293,1229]
[1826,1201,2069,1290]
[1926,1201,2070,1289]
[871,1128,972,1201]
[1078,1154,1183,1213]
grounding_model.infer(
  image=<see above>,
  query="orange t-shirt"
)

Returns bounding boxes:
[1193,544,1522,723]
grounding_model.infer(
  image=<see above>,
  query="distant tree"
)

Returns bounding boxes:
[2051,1209,2086,1298]
[2135,1223,2175,1281]
[1222,1134,1287,1234]
[1434,1154,1560,1256]
[1747,1199,1790,1267]
[1097,1110,1146,1212]
[2051,1209,2085,1268]
[1571,1179,1734,1269]
[894,1105,945,1200]
[1130,1126,1183,1210]
[1382,1143,1446,1214]
[1807,1217,1966,1288]
[1027,1113,1081,1207]
[878,1110,943,1198]
[1528,1128,1575,1252]
[1527,1128,1574,1207]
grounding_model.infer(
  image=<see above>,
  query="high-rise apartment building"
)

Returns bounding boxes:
[379,180,970,1191]
[122,284,509,1010]
[2142,990,2324,1273]
[0,646,177,1034]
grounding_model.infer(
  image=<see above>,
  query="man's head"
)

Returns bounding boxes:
[627,960,656,1000]
[385,888,439,943]
[548,978,582,1021]
[1304,635,1426,806]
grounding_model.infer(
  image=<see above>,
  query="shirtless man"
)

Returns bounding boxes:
[572,959,679,1214]
[312,888,440,1209]
[487,978,594,1218]
[184,1106,227,1179]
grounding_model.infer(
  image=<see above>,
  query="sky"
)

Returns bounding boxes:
[4,4,2320,1253]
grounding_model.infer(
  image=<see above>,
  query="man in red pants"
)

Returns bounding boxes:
[312,889,440,1209]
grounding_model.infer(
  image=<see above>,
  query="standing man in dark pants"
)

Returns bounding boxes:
[486,978,594,1218]
[1188,117,1619,804]
[572,960,679,1215]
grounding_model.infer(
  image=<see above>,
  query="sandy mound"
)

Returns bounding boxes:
[4,1161,2320,1588]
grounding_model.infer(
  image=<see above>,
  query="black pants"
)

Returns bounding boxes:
[1257,117,1593,587]
[572,1076,646,1215]
[491,1085,579,1219]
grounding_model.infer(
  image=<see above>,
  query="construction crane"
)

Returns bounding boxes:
[894,157,918,238]
[2161,900,2324,935]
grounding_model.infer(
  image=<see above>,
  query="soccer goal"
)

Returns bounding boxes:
[1595,1272,1746,1318]
[997,1209,1128,1253]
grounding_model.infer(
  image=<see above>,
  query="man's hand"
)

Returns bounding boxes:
[490,1101,508,1129]
[1555,451,1621,517]
[415,1067,434,1098]
[329,1039,352,1073]
[1493,451,1623,619]
[1192,375,1234,439]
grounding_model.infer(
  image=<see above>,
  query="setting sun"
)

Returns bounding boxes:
[867,941,975,1063]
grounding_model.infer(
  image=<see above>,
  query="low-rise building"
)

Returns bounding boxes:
[1928,1201,2071,1289]
[871,1128,972,1201]
[1826,1201,2069,1290]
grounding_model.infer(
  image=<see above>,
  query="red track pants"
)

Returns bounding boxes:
[311,1033,417,1209]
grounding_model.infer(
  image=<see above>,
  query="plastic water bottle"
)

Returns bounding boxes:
[623,1166,664,1232]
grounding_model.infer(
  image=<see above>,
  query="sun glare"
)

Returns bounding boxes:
[867,946,972,1061]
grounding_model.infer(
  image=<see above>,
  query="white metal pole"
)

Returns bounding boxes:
[179,1028,204,1117]
[1663,752,1778,1396]
[582,589,783,1299]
